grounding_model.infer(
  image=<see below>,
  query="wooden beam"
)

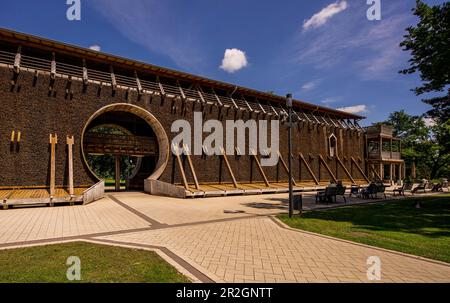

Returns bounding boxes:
[173,144,189,190]
[82,59,88,85]
[278,152,297,186]
[299,153,319,185]
[369,164,382,181]
[134,70,143,95]
[156,76,165,96]
[176,80,186,100]
[183,144,200,190]
[50,52,56,79]
[13,46,21,74]
[67,136,74,196]
[49,134,58,197]
[220,147,238,188]
[336,157,355,184]
[110,66,117,92]
[351,157,370,183]
[250,149,270,187]
[319,154,337,183]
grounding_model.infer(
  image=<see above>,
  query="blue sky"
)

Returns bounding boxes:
[0,0,446,125]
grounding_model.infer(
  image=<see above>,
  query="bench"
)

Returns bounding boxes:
[393,184,405,196]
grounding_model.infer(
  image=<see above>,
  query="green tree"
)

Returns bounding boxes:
[400,0,450,122]
[383,110,449,180]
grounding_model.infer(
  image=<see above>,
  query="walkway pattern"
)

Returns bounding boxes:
[1,192,449,283]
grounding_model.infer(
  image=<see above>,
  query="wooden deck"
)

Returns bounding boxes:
[178,180,368,198]
[1,187,88,209]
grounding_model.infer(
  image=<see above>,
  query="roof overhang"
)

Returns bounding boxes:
[0,27,365,120]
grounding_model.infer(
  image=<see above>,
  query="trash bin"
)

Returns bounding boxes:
[293,194,302,211]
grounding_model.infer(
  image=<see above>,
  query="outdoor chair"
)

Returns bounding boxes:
[360,183,377,199]
[349,185,359,198]
[315,186,338,204]
[375,184,387,199]
[412,182,427,195]
[335,186,347,203]
[393,184,405,196]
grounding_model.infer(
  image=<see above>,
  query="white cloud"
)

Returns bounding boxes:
[88,0,204,70]
[337,105,368,114]
[301,80,320,91]
[291,1,414,80]
[303,0,348,30]
[220,48,248,73]
[89,45,101,52]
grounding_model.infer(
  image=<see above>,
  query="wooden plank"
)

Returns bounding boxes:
[319,154,337,183]
[299,153,319,185]
[336,157,355,184]
[220,147,238,188]
[49,134,57,197]
[67,135,74,196]
[173,144,189,190]
[183,144,200,190]
[250,149,270,187]
[278,152,297,186]
[351,157,370,183]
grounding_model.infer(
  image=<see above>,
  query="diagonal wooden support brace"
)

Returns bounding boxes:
[183,144,200,190]
[336,157,355,184]
[299,153,319,185]
[251,149,270,187]
[220,147,238,188]
[351,157,370,183]
[319,154,337,183]
[278,152,297,186]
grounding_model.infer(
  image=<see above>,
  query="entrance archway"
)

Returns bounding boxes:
[81,104,169,191]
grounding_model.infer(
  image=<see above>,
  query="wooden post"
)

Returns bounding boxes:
[115,155,121,192]
[67,136,74,197]
[49,134,58,198]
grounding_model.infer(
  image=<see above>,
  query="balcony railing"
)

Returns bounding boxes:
[369,151,401,160]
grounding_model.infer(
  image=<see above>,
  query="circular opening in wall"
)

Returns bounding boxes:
[81,104,169,191]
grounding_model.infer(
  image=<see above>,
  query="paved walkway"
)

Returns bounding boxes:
[1,192,449,283]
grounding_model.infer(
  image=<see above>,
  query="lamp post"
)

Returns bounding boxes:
[286,94,293,218]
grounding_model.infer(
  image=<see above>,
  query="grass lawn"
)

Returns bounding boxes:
[279,194,450,263]
[0,241,190,283]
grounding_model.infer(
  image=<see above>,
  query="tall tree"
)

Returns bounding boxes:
[400,0,450,122]
[384,110,449,180]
